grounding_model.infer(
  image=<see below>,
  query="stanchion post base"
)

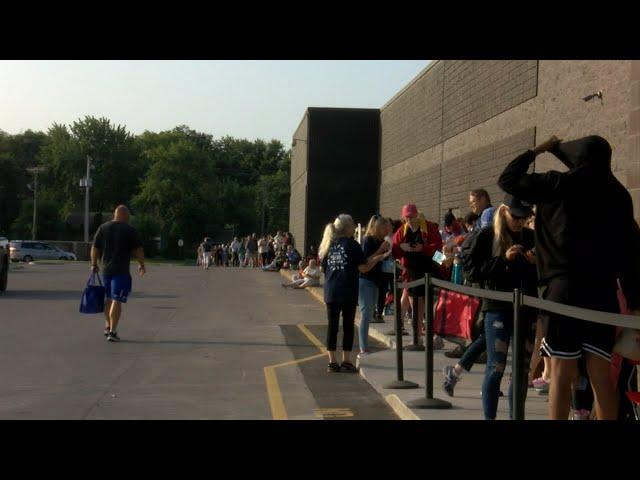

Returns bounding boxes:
[403,344,425,352]
[406,397,453,409]
[383,380,419,389]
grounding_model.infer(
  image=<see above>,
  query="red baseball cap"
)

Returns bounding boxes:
[402,204,418,218]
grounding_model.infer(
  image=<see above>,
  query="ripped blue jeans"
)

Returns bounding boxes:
[482,309,535,420]
[482,310,513,420]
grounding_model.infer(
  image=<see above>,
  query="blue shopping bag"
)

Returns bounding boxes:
[79,273,106,314]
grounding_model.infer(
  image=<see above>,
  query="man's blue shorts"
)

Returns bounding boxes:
[103,274,132,303]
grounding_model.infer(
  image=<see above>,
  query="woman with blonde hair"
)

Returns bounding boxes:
[357,215,393,361]
[319,214,390,373]
[461,194,538,419]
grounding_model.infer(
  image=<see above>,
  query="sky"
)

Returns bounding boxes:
[0,60,430,146]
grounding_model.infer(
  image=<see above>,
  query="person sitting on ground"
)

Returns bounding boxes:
[284,245,302,270]
[282,259,321,289]
[262,251,286,272]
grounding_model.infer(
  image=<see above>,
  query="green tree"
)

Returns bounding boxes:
[38,117,143,218]
[133,140,225,253]
[10,199,63,240]
[0,130,47,234]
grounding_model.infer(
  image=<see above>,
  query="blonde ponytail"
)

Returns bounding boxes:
[318,214,354,259]
[492,204,513,257]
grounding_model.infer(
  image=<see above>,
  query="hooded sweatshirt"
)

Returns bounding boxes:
[498,135,639,309]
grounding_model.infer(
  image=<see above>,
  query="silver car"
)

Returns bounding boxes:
[9,241,77,262]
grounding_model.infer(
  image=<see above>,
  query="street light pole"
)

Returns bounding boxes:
[26,167,44,240]
[261,184,266,236]
[81,156,92,243]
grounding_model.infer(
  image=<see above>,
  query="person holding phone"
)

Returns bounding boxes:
[460,195,538,419]
[357,215,393,360]
[392,204,443,345]
[499,134,640,420]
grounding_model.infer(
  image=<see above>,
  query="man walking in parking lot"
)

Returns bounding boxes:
[91,205,146,342]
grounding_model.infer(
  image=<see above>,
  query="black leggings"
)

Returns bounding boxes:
[326,302,357,352]
[377,273,393,315]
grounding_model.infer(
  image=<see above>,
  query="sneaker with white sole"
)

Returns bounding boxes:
[442,365,459,397]
[107,331,120,342]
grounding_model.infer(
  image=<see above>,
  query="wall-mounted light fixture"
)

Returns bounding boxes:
[583,90,603,105]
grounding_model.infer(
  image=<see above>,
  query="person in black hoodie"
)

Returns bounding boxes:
[462,195,538,419]
[498,135,640,420]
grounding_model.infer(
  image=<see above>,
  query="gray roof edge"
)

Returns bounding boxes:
[380,60,440,111]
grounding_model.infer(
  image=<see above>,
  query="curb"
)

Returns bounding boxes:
[279,269,423,421]
[384,394,421,421]
[357,365,419,420]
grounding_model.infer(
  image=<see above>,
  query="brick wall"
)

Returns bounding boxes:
[289,173,307,255]
[380,60,636,224]
[290,113,309,254]
[628,61,640,220]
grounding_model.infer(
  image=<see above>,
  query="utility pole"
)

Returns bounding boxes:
[261,183,266,236]
[79,156,93,243]
[26,167,44,240]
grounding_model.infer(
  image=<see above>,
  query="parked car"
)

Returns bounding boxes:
[0,236,8,292]
[9,241,77,262]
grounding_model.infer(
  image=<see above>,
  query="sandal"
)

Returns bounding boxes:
[327,362,341,373]
[341,362,358,373]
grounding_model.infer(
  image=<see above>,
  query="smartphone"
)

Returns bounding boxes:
[432,250,445,265]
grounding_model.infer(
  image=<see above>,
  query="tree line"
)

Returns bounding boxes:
[0,116,291,257]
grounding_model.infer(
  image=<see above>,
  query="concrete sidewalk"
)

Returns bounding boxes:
[279,270,549,420]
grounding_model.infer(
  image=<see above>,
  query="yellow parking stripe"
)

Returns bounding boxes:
[296,324,326,353]
[264,323,328,420]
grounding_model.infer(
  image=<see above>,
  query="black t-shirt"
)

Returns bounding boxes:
[360,235,383,285]
[92,221,142,276]
[321,237,366,304]
[404,227,428,279]
[201,242,212,253]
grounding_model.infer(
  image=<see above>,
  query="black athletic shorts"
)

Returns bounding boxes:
[540,276,618,362]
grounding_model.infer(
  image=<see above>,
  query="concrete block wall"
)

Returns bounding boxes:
[290,113,309,254]
[380,60,637,224]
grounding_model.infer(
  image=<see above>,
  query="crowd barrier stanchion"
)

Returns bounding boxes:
[512,288,525,420]
[383,266,419,390]
[407,273,452,409]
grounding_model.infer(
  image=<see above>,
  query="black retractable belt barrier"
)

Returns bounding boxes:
[407,273,452,409]
[383,266,419,390]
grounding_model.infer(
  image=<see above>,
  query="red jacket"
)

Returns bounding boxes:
[392,220,443,280]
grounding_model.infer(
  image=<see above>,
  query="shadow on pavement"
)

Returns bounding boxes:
[118,339,317,348]
[1,290,81,300]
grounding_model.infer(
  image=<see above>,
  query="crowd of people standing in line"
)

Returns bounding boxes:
[196,231,302,270]
[316,135,640,420]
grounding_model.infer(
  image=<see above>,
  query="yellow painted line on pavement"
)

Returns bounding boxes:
[314,408,354,418]
[297,324,327,353]
[264,322,328,420]
[264,365,288,420]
